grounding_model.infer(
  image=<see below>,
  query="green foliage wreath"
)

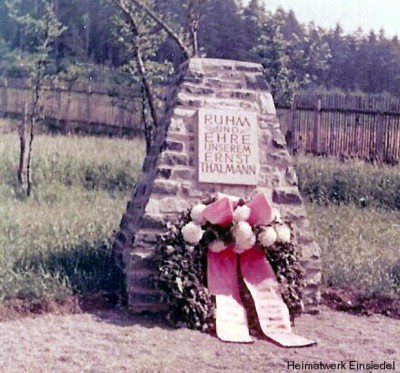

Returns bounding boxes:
[154,198,305,331]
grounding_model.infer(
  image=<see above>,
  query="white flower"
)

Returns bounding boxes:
[181,222,204,244]
[232,221,256,253]
[209,240,226,253]
[232,221,253,242]
[233,234,256,254]
[233,205,251,222]
[272,208,282,222]
[190,203,207,225]
[259,227,277,247]
[275,224,291,243]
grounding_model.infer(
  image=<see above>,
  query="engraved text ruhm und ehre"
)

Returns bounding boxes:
[198,108,259,185]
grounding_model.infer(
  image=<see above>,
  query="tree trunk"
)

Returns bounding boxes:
[17,103,27,185]
[113,0,190,60]
[26,115,35,197]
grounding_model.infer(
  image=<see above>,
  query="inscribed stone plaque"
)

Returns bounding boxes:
[198,108,259,185]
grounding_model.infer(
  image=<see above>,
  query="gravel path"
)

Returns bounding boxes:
[0,306,399,373]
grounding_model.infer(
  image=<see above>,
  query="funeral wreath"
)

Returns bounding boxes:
[154,193,305,331]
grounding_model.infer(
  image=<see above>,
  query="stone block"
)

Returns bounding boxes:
[187,58,203,71]
[172,169,196,180]
[130,255,157,270]
[152,180,180,195]
[183,71,204,85]
[173,108,197,118]
[273,187,303,205]
[204,97,259,111]
[166,141,184,152]
[235,62,263,73]
[183,84,214,96]
[259,117,280,129]
[128,271,156,290]
[303,288,321,306]
[267,150,292,167]
[259,171,281,187]
[161,153,189,166]
[285,166,298,186]
[177,93,205,107]
[259,93,277,115]
[301,259,321,271]
[145,198,160,214]
[304,270,321,287]
[159,197,191,213]
[260,133,271,146]
[181,183,206,198]
[205,78,243,90]
[202,59,235,70]
[218,90,258,101]
[139,215,166,230]
[272,130,287,149]
[300,243,321,260]
[128,291,162,306]
[134,231,158,246]
[157,168,172,179]
[245,73,269,90]
[169,118,185,132]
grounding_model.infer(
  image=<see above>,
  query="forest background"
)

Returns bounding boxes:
[1,0,400,107]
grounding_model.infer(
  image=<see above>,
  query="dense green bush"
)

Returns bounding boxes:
[295,156,400,210]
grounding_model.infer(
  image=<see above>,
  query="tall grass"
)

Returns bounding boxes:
[0,130,144,301]
[0,121,399,303]
[0,132,145,195]
[306,203,400,295]
[295,156,400,294]
[295,156,400,210]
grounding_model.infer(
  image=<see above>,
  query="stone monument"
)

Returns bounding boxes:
[112,58,321,314]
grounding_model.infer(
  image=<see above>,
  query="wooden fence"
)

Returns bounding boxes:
[2,79,400,163]
[0,77,143,135]
[277,94,400,163]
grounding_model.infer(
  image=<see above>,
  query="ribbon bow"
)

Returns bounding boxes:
[203,193,315,347]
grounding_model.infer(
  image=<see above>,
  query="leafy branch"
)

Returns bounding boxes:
[6,0,66,196]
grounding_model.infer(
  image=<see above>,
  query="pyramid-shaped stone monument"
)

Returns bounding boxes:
[113,58,321,314]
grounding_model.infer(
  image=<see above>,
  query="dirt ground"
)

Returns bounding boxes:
[0,305,399,373]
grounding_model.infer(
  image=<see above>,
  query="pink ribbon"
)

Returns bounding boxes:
[205,194,315,347]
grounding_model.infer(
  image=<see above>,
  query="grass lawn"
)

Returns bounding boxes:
[306,203,400,295]
[0,127,144,301]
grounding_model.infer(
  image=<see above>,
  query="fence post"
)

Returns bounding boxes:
[1,77,8,116]
[312,97,322,154]
[287,95,297,153]
[86,83,92,128]
[375,108,384,162]
[56,84,62,129]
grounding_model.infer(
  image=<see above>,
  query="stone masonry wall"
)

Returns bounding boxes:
[113,58,321,314]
